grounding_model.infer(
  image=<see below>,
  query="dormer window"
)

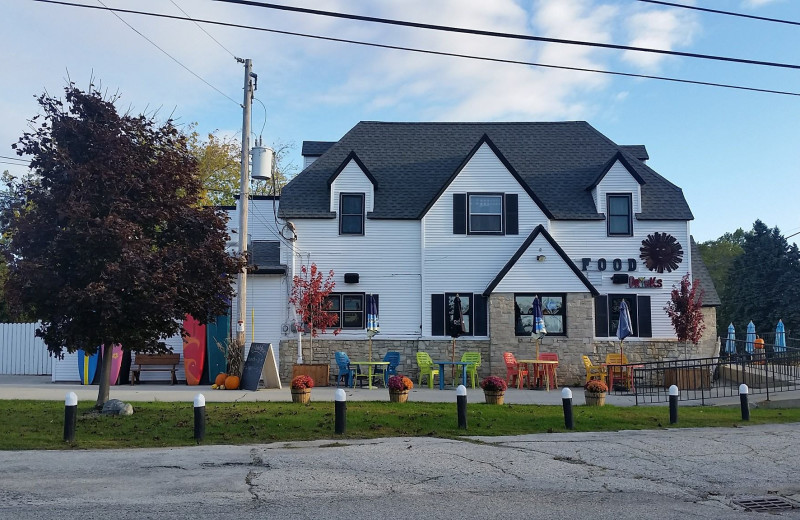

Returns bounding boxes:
[607,194,632,236]
[340,193,364,235]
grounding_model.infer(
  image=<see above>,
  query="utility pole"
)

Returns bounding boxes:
[236,58,254,360]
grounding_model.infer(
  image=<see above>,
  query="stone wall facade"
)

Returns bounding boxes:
[279,294,718,387]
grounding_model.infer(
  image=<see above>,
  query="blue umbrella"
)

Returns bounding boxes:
[617,299,633,358]
[775,320,786,353]
[532,296,547,359]
[746,321,756,354]
[366,294,379,360]
[725,323,736,355]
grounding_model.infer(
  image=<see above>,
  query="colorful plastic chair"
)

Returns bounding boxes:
[582,355,607,384]
[537,352,559,390]
[416,352,439,389]
[605,353,633,390]
[376,351,401,386]
[459,351,481,389]
[502,352,528,389]
[334,351,356,388]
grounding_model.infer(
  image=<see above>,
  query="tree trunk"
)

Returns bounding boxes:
[95,343,113,408]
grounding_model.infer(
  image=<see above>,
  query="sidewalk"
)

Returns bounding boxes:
[2,374,799,407]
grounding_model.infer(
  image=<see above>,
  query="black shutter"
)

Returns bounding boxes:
[595,295,608,337]
[505,193,518,235]
[473,294,488,336]
[627,296,639,337]
[431,294,445,336]
[453,194,466,234]
[637,295,652,338]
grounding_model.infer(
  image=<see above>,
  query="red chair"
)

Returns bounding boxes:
[503,352,528,389]
[536,352,559,391]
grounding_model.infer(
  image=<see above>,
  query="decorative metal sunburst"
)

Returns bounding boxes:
[640,232,683,273]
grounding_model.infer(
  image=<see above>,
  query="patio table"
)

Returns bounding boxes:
[351,361,389,389]
[602,363,644,392]
[517,359,559,391]
[432,361,471,390]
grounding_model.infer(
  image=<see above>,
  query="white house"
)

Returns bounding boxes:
[245,121,719,384]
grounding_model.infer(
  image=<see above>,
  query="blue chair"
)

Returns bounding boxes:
[334,351,356,388]
[376,351,401,386]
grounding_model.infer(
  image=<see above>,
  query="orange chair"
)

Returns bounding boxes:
[503,352,528,389]
[536,352,559,391]
[605,353,633,390]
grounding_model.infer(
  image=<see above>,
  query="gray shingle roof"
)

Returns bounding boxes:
[250,240,285,274]
[619,145,649,162]
[280,122,693,221]
[301,141,335,156]
[690,236,721,306]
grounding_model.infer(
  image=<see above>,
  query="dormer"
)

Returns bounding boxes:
[587,151,645,236]
[328,152,378,235]
[301,141,335,169]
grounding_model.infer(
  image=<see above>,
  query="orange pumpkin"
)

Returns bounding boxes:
[754,338,765,349]
[214,373,228,386]
[224,375,240,390]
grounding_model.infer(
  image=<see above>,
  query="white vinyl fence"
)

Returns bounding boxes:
[0,322,52,375]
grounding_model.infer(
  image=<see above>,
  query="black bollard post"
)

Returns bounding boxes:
[561,388,574,430]
[668,385,679,424]
[335,389,347,434]
[194,394,206,442]
[456,385,467,430]
[739,384,750,421]
[64,392,78,442]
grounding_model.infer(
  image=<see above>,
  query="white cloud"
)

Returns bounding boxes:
[742,0,783,7]
[621,8,700,70]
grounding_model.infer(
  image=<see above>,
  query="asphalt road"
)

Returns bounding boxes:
[2,423,800,519]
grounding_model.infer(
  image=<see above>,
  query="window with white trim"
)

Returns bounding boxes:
[339,193,364,235]
[468,193,503,234]
[324,293,365,329]
[607,194,632,236]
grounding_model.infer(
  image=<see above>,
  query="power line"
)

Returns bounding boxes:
[0,161,28,167]
[168,0,240,60]
[93,0,240,106]
[30,1,800,97]
[211,0,800,71]
[0,155,28,162]
[636,0,800,27]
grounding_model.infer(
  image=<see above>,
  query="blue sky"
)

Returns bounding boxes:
[2,0,798,242]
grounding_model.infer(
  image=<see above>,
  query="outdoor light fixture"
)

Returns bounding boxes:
[536,255,546,262]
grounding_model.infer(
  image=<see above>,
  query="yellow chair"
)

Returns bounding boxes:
[459,352,481,389]
[605,353,633,389]
[582,355,607,384]
[416,352,439,389]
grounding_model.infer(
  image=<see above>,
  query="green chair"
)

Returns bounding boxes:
[459,351,481,389]
[416,352,439,389]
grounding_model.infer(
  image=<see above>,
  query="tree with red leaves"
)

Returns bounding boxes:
[289,263,340,360]
[665,273,706,359]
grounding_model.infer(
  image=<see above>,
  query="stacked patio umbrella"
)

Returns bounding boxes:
[617,299,633,358]
[775,319,786,353]
[366,294,379,361]
[746,321,756,355]
[532,295,547,359]
[725,323,736,356]
[449,295,465,379]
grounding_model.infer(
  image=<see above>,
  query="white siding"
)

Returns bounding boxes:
[289,218,422,338]
[493,235,590,293]
[551,219,690,339]
[303,156,317,169]
[421,143,550,336]
[0,322,51,375]
[230,275,286,369]
[593,160,642,214]
[329,160,374,213]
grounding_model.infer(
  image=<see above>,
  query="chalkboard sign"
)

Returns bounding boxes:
[240,343,270,391]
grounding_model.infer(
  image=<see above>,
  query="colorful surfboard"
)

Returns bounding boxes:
[205,311,230,384]
[77,349,99,385]
[183,314,206,386]
[109,344,124,385]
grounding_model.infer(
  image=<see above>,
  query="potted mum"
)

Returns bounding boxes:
[387,375,413,403]
[480,376,507,405]
[290,374,314,404]
[584,379,608,406]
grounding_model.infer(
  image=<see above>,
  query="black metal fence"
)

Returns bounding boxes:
[609,343,800,405]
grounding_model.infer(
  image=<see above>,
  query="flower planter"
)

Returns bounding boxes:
[389,390,409,403]
[584,391,606,406]
[291,388,311,404]
[484,390,505,405]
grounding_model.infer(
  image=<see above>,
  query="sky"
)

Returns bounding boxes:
[1,0,799,243]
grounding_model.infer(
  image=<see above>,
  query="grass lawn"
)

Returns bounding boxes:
[3,400,799,450]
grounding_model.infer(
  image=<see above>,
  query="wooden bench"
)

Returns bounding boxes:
[130,354,180,385]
